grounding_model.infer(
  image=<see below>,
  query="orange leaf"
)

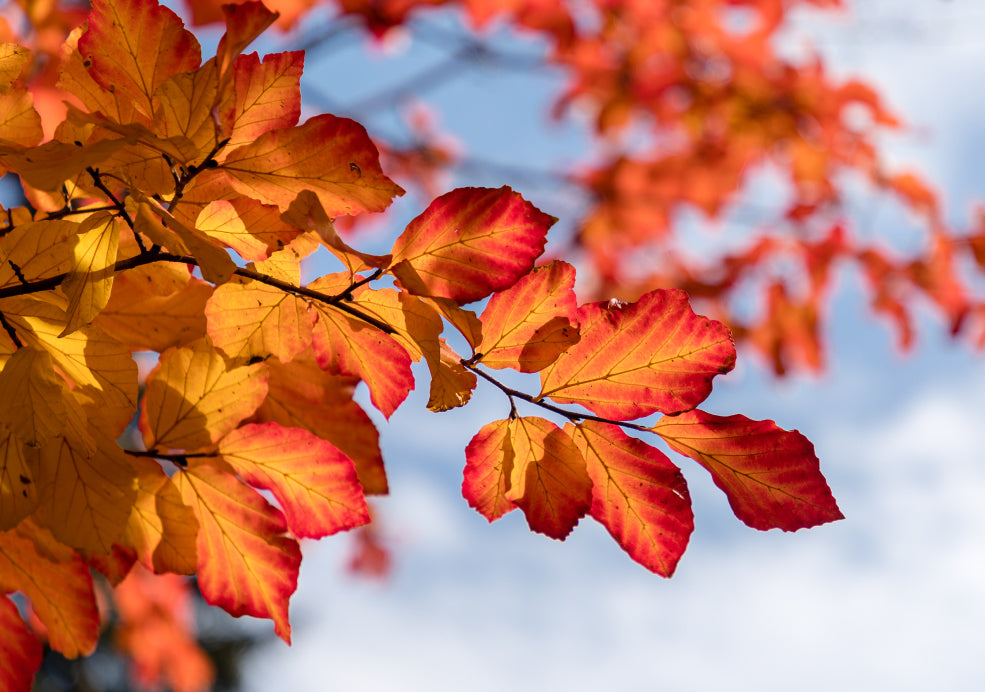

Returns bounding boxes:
[308,294,414,419]
[389,186,554,303]
[219,422,370,539]
[0,427,40,530]
[567,421,692,577]
[78,0,202,119]
[257,353,388,495]
[216,113,404,215]
[174,460,301,643]
[95,270,211,352]
[0,85,43,148]
[282,190,391,273]
[113,568,215,692]
[34,428,137,554]
[427,339,477,412]
[205,276,314,364]
[477,260,580,372]
[0,43,30,85]
[540,289,735,419]
[462,419,515,522]
[0,219,77,290]
[654,410,843,531]
[124,456,199,575]
[224,50,303,150]
[57,26,138,126]
[196,197,302,262]
[0,524,98,658]
[3,296,139,434]
[0,347,69,448]
[215,2,280,78]
[151,60,224,162]
[506,416,592,540]
[140,340,268,451]
[0,595,42,692]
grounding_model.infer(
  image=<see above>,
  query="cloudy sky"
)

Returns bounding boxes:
[198,1,985,689]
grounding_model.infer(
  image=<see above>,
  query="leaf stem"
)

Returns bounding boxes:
[463,362,651,432]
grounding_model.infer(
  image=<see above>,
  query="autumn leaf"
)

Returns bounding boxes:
[463,419,515,522]
[124,455,199,575]
[196,197,302,262]
[0,85,43,149]
[60,212,122,336]
[540,289,736,419]
[476,260,580,372]
[0,427,40,530]
[215,113,404,215]
[78,0,202,119]
[0,43,30,85]
[654,410,843,531]
[506,417,592,540]
[0,523,99,658]
[427,339,477,412]
[140,340,268,451]
[389,186,555,303]
[256,352,389,495]
[306,282,414,419]
[567,421,692,577]
[224,50,303,150]
[174,459,301,643]
[0,594,43,692]
[0,219,77,290]
[34,427,137,554]
[0,348,69,448]
[219,423,370,539]
[205,276,314,364]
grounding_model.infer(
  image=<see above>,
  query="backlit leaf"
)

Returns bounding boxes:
[427,339,476,412]
[141,341,268,451]
[0,43,30,85]
[256,352,388,495]
[0,348,67,447]
[151,60,223,161]
[197,197,302,262]
[505,416,592,540]
[174,460,301,643]
[60,212,121,336]
[224,50,302,150]
[34,428,137,554]
[567,421,692,577]
[0,594,42,692]
[216,113,404,215]
[0,524,98,658]
[79,0,202,119]
[462,419,515,522]
[477,260,580,372]
[206,276,314,364]
[124,456,199,575]
[0,86,43,148]
[0,219,77,290]
[308,291,414,419]
[389,186,554,303]
[654,410,844,531]
[540,289,736,419]
[219,423,370,539]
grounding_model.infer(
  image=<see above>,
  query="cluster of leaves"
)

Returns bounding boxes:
[0,0,842,690]
[158,0,985,376]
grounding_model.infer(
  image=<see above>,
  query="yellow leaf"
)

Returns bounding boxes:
[0,43,30,86]
[2,295,138,435]
[123,455,198,575]
[60,212,121,336]
[0,218,77,290]
[0,348,67,447]
[33,427,137,554]
[140,339,268,451]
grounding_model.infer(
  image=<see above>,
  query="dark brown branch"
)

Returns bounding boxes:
[0,251,395,334]
[0,311,22,348]
[463,362,651,432]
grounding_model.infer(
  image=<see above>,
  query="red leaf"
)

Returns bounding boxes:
[174,460,301,643]
[567,421,692,577]
[0,595,42,692]
[654,410,843,531]
[219,423,370,539]
[462,419,516,522]
[389,187,555,303]
[540,289,735,419]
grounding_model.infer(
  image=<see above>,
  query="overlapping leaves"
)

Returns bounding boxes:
[0,0,841,689]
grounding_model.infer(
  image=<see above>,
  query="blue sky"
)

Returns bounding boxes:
[228,2,985,690]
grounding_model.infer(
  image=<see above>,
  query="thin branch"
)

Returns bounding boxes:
[0,311,22,348]
[464,362,651,432]
[0,251,396,334]
[86,167,145,252]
